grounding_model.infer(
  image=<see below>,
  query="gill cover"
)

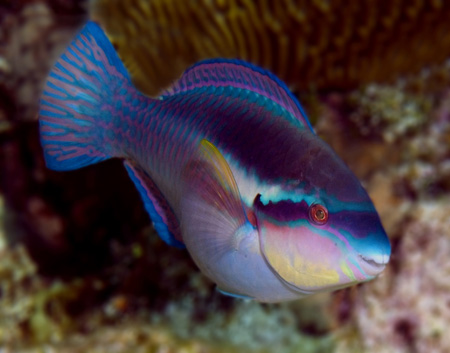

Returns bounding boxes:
[255,197,342,292]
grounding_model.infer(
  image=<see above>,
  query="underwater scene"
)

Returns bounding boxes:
[1,1,450,352]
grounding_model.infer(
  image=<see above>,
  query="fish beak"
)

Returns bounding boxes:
[358,253,390,277]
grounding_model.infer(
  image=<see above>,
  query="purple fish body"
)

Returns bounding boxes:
[39,22,390,302]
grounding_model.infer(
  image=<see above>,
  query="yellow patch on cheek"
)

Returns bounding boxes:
[266,250,340,289]
[340,260,356,282]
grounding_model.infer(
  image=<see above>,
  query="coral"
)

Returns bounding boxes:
[0,199,338,352]
[0,191,336,352]
[392,90,450,199]
[0,193,91,347]
[315,76,450,353]
[346,84,430,143]
[339,200,450,353]
[0,0,86,125]
[91,0,450,96]
[151,295,336,353]
[322,141,450,353]
[2,2,450,352]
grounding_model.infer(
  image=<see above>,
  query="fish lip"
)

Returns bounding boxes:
[358,253,389,277]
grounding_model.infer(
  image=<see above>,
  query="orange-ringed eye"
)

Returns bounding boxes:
[309,204,328,225]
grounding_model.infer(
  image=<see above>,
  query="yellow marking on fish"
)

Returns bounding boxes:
[267,250,339,288]
[340,259,356,282]
[199,139,237,192]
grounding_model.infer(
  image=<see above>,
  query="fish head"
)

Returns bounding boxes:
[253,134,391,295]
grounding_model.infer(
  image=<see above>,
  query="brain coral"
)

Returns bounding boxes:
[91,0,450,96]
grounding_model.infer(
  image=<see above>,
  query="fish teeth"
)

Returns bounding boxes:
[360,253,390,266]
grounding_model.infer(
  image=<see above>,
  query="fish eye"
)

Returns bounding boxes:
[309,204,328,225]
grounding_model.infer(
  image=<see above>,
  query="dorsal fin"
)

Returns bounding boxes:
[164,59,314,132]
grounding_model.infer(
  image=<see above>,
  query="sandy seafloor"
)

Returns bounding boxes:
[0,1,449,352]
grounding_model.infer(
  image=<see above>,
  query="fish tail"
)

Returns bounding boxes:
[39,21,141,171]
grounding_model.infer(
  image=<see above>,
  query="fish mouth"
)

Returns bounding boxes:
[358,253,390,277]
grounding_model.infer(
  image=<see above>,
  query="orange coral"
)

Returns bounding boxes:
[90,0,450,96]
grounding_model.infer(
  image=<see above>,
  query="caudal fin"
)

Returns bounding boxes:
[39,21,137,171]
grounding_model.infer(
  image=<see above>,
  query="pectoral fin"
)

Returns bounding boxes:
[181,140,249,232]
[181,140,257,295]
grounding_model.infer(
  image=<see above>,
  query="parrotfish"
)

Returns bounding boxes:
[39,22,390,302]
